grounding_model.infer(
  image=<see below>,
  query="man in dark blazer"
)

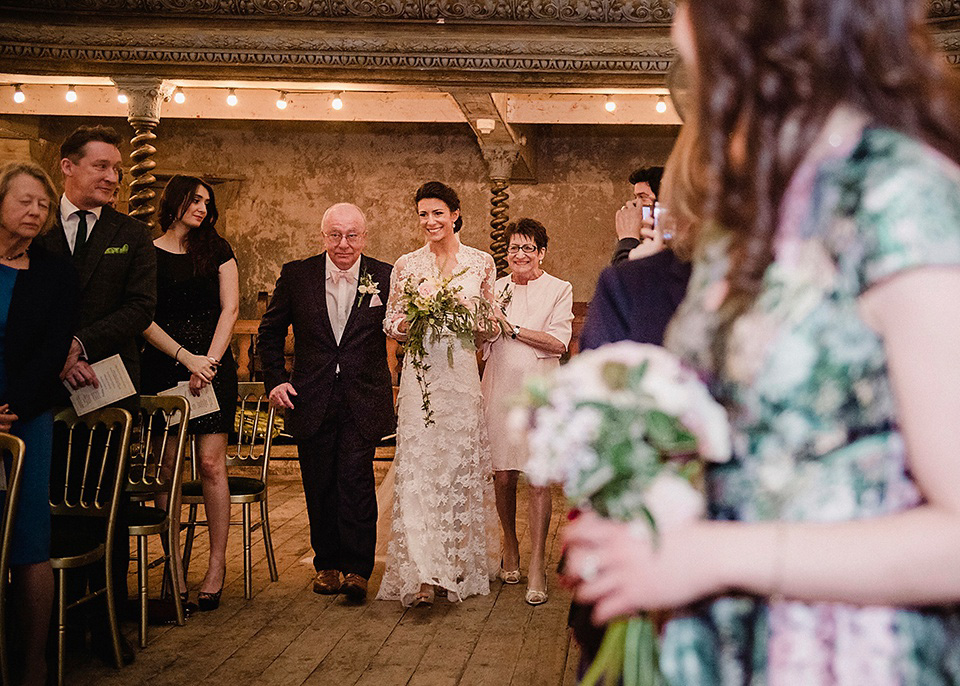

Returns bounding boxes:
[579,249,692,350]
[41,125,156,405]
[39,124,156,664]
[259,202,394,602]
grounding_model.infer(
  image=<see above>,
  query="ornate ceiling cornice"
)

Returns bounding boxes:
[930,1,960,19]
[0,1,954,87]
[1,0,957,24]
[1,0,677,25]
[0,21,677,87]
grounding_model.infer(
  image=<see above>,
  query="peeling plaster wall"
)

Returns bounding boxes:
[28,116,678,317]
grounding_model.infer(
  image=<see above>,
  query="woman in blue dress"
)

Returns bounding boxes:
[0,162,79,686]
[563,0,960,683]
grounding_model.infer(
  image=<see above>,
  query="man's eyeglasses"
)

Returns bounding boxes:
[323,232,365,244]
[507,244,539,254]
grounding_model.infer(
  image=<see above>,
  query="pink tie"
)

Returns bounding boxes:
[329,269,355,285]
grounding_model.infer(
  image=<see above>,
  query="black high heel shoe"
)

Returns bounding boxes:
[197,570,225,612]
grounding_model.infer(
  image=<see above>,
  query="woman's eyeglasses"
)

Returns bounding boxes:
[507,244,539,254]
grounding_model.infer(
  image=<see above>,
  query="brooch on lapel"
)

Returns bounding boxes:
[103,244,129,255]
[357,270,382,307]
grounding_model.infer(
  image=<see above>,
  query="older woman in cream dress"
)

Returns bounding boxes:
[482,218,573,605]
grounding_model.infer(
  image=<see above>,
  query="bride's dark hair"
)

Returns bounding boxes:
[689,0,960,309]
[415,181,463,232]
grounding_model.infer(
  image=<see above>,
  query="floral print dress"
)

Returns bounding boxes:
[661,107,960,686]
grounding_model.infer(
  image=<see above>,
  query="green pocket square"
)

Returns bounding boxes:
[104,244,129,255]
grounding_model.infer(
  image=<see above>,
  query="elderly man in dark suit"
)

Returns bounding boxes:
[39,124,156,665]
[258,202,394,602]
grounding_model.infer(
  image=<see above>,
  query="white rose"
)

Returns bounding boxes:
[643,471,705,530]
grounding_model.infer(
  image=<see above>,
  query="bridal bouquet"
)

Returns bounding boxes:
[514,341,731,686]
[400,269,497,425]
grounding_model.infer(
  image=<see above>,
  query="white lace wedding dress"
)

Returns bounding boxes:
[377,241,499,606]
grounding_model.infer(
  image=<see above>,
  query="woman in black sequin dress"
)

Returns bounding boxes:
[142,175,238,611]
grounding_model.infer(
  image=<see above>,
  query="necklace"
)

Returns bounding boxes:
[1,249,26,261]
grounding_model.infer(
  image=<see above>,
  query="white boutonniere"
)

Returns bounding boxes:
[356,271,381,307]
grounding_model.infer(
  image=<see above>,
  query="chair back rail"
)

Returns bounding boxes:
[193,381,275,481]
[128,395,190,500]
[49,407,132,684]
[0,432,26,686]
[50,407,133,523]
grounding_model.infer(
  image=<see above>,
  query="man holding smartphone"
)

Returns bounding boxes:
[611,166,663,264]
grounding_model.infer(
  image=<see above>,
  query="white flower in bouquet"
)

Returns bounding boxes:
[644,471,707,530]
[516,341,732,686]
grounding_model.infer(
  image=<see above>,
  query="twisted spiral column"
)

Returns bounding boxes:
[482,145,520,278]
[128,124,158,226]
[112,77,172,230]
[489,181,510,276]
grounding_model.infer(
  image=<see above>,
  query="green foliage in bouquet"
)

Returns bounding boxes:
[520,343,732,686]
[401,269,498,424]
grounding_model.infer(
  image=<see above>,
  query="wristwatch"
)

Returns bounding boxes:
[510,324,521,339]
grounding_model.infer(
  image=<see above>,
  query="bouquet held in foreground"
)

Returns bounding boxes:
[399,269,497,425]
[516,341,732,686]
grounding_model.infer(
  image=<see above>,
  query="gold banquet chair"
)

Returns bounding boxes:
[49,407,132,686]
[126,395,190,648]
[0,432,26,686]
[182,382,279,600]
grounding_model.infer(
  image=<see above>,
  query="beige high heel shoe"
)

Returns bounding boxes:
[412,584,435,607]
[525,573,548,606]
[499,557,521,584]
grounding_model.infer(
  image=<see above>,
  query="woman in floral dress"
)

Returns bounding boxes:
[563,0,960,683]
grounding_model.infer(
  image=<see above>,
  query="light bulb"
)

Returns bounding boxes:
[65,86,77,103]
[226,89,238,106]
[12,85,24,104]
[331,92,343,110]
[604,96,616,113]
[173,88,185,104]
[656,96,667,114]
[276,92,288,110]
[117,91,128,104]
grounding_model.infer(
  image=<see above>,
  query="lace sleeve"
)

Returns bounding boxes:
[384,254,408,340]
[480,252,497,306]
[476,251,500,340]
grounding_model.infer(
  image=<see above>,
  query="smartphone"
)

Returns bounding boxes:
[641,205,653,220]
[652,203,673,241]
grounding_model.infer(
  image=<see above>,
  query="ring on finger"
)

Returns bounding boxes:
[580,553,601,582]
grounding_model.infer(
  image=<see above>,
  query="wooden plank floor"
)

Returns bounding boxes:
[67,460,582,686]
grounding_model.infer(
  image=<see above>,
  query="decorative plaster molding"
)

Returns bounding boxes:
[482,144,520,180]
[930,1,960,18]
[0,2,953,84]
[112,76,173,124]
[2,0,956,23]
[0,0,677,24]
[0,24,676,78]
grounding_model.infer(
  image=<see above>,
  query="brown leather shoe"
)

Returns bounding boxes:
[312,569,341,595]
[340,573,368,602]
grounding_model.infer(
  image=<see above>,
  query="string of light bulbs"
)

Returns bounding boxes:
[5,84,353,111]
[602,93,670,115]
[5,84,671,117]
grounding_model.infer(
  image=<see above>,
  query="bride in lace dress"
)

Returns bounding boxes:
[378,181,499,607]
